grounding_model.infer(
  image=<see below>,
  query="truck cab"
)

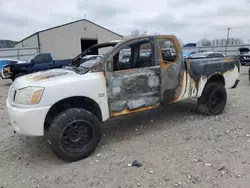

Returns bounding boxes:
[28,53,55,71]
[6,35,240,162]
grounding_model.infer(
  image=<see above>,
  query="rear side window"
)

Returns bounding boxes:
[34,54,50,63]
[33,55,43,63]
[42,54,51,62]
[158,39,177,63]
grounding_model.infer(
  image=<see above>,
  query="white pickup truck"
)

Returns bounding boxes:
[6,35,240,162]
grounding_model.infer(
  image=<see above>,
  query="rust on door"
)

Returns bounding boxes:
[105,36,161,117]
[156,35,189,104]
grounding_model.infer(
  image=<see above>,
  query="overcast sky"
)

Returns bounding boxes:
[1,0,250,43]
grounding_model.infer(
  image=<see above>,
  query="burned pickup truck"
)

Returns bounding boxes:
[6,35,240,162]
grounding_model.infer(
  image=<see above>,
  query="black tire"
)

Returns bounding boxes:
[47,108,102,162]
[197,83,227,116]
[13,73,26,81]
[248,68,250,82]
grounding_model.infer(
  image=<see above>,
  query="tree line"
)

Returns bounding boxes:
[129,30,245,47]
[197,38,244,47]
[129,30,184,48]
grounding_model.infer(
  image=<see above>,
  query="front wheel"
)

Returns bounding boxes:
[197,83,227,115]
[47,108,102,162]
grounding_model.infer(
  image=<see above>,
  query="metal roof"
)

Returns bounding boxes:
[16,19,123,44]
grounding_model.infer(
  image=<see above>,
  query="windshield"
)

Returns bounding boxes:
[80,59,101,68]
[69,41,119,68]
[243,52,250,55]
[63,41,121,74]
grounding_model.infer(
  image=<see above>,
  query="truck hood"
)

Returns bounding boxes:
[12,68,79,89]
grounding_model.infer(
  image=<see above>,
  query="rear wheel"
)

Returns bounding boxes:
[197,83,227,115]
[47,108,102,162]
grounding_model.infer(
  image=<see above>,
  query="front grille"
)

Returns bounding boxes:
[13,90,17,102]
[8,87,17,103]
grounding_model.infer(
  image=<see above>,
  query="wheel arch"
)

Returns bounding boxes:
[197,73,225,98]
[206,73,225,86]
[44,96,103,132]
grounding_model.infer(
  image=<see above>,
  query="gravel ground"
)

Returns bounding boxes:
[0,66,250,188]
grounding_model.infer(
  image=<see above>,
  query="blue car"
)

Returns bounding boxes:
[183,51,196,58]
[0,59,15,70]
[1,53,71,81]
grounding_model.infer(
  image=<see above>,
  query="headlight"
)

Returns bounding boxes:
[15,86,44,105]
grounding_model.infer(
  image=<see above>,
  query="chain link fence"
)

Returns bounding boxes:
[0,47,39,61]
[183,44,250,56]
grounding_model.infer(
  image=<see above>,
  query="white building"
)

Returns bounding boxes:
[14,19,123,60]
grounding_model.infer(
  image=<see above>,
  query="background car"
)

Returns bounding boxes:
[183,51,196,58]
[238,48,250,65]
[189,51,225,59]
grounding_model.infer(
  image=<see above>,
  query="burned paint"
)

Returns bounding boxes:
[100,35,240,118]
[186,57,235,79]
[26,70,68,81]
[111,104,160,116]
[156,36,187,104]
[106,67,161,116]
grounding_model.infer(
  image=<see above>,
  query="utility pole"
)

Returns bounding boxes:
[225,27,231,55]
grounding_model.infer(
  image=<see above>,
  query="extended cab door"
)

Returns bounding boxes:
[157,36,187,104]
[105,36,186,117]
[31,54,54,72]
[105,36,161,117]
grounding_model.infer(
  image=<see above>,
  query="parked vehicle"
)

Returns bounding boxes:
[0,59,17,70]
[183,51,196,58]
[6,35,240,162]
[238,48,250,65]
[0,58,27,70]
[1,53,71,81]
[189,51,225,59]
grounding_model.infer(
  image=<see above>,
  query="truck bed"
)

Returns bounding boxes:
[186,55,239,80]
[184,55,240,97]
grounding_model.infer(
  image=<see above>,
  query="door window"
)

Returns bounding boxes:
[158,39,177,63]
[113,46,132,71]
[42,54,51,62]
[33,55,44,64]
[112,40,154,71]
[33,54,50,64]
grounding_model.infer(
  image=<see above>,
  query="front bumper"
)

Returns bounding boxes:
[6,98,51,136]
